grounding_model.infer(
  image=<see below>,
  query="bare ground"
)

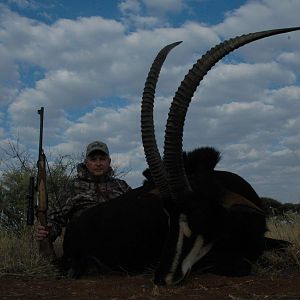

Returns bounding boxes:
[1,272,300,300]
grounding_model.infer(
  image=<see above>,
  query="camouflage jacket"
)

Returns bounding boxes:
[48,163,131,241]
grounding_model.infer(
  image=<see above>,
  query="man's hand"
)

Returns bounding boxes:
[35,224,52,241]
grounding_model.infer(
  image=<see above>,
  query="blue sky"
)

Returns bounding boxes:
[5,0,247,25]
[0,0,300,203]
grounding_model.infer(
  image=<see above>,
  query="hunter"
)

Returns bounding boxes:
[36,140,131,242]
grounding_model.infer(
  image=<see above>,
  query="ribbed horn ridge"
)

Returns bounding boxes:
[141,41,182,199]
[163,27,300,198]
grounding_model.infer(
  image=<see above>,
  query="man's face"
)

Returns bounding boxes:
[85,151,111,177]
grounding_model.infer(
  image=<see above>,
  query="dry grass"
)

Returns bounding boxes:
[0,226,62,278]
[255,212,300,274]
[267,213,300,248]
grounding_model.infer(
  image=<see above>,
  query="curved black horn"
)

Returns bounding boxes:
[141,41,182,199]
[163,27,300,198]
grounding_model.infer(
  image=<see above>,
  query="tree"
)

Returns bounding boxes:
[0,141,77,232]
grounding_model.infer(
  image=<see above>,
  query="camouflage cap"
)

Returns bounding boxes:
[86,141,110,157]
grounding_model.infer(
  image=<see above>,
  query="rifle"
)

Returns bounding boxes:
[27,107,56,259]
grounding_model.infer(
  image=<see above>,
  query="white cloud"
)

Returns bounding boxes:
[2,9,218,146]
[0,2,300,202]
[118,0,141,15]
[196,62,296,106]
[118,0,186,29]
[119,0,163,29]
[0,127,5,139]
[0,45,19,104]
[216,0,300,33]
[213,0,300,64]
[142,0,184,15]
[278,52,300,70]
[7,0,38,10]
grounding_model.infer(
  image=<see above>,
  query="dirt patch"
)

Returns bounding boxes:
[1,273,300,300]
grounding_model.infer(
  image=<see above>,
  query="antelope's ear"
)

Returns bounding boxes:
[222,191,263,212]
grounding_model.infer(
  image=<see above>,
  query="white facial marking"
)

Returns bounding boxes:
[165,213,188,285]
[181,236,213,275]
[182,216,192,238]
[165,214,214,285]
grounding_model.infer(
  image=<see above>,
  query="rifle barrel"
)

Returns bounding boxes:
[37,107,44,159]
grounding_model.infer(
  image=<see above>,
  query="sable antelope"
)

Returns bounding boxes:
[62,27,299,285]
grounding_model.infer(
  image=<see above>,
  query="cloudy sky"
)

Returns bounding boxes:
[0,0,299,203]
